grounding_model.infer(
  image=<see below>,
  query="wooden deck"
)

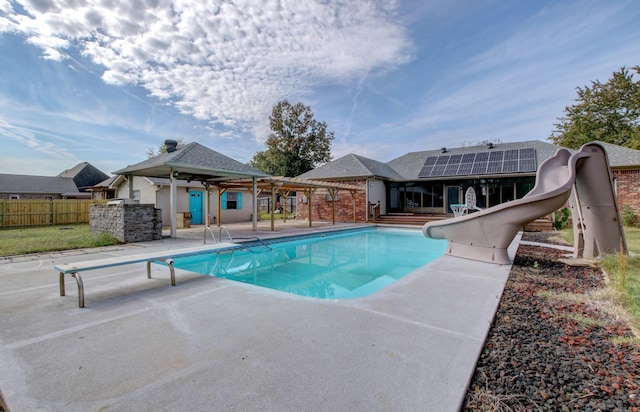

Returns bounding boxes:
[372,214,553,231]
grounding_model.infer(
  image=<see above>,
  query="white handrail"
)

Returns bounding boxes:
[218,226,233,242]
[204,226,217,244]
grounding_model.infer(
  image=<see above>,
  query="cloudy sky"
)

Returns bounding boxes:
[1,0,638,176]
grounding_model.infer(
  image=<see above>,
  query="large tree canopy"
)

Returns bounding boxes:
[549,66,640,149]
[250,100,334,176]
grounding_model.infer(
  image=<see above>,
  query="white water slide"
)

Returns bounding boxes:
[423,142,627,265]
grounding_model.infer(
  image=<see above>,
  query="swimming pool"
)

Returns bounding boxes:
[170,228,447,299]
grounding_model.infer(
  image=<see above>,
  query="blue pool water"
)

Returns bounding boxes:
[170,228,447,299]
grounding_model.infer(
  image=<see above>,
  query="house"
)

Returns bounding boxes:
[296,140,640,223]
[0,174,83,199]
[58,162,109,191]
[0,162,110,200]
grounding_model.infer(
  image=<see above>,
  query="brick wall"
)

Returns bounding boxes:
[612,169,640,217]
[296,180,367,222]
[90,204,162,243]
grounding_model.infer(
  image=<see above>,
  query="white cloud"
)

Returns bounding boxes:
[1,0,412,141]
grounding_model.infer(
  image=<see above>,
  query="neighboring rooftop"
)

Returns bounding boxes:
[298,153,404,181]
[0,173,79,195]
[58,162,109,190]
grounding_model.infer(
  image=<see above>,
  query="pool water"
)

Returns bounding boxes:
[170,228,447,299]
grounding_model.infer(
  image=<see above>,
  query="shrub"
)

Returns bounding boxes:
[553,207,571,230]
[622,206,638,227]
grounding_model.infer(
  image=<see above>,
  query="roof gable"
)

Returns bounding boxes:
[58,162,109,189]
[297,154,403,180]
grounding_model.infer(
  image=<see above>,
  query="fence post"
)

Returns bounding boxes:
[1,201,4,229]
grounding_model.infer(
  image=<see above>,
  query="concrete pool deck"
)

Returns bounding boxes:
[0,221,519,411]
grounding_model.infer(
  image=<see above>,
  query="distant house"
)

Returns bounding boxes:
[0,162,110,200]
[296,140,640,223]
[57,162,109,191]
[0,174,83,199]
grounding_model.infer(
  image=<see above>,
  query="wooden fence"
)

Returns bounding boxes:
[0,199,109,229]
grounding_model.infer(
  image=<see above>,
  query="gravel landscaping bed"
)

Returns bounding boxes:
[463,232,640,411]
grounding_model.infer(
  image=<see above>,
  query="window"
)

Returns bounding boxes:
[221,191,242,210]
[132,190,141,204]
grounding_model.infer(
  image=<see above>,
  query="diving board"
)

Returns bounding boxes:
[55,243,236,308]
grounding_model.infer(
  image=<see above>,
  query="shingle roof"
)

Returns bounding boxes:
[386,140,563,180]
[114,142,268,179]
[58,162,109,189]
[297,154,404,180]
[593,141,640,168]
[0,174,79,194]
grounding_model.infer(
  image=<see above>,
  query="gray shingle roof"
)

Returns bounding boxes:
[114,142,268,179]
[297,154,404,180]
[593,141,640,168]
[58,162,109,189]
[0,174,79,194]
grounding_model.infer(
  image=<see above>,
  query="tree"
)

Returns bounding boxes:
[549,66,640,149]
[250,100,334,176]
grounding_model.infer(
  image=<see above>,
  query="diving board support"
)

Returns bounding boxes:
[58,258,176,308]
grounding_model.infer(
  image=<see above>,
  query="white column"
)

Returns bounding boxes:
[170,173,177,238]
[252,176,258,231]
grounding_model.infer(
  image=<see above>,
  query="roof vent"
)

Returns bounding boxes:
[440,147,447,153]
[164,139,178,153]
[487,142,494,149]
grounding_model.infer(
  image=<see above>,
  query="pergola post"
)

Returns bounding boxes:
[252,177,258,231]
[217,187,226,227]
[169,172,177,238]
[327,188,338,225]
[281,190,291,223]
[270,183,276,231]
[203,182,210,227]
[304,188,316,227]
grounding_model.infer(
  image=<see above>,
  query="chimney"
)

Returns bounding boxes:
[165,139,178,153]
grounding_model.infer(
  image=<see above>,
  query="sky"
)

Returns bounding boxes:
[0,0,639,177]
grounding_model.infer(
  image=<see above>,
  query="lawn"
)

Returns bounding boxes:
[0,224,119,257]
[554,226,640,334]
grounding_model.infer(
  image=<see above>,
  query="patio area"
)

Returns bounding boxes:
[0,221,518,411]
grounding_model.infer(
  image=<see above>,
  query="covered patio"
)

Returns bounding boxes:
[114,141,364,237]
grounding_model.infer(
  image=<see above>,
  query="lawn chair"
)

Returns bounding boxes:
[464,187,482,214]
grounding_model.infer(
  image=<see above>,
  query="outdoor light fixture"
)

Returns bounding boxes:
[172,171,179,178]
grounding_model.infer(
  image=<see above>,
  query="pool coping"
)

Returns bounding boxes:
[0,222,518,411]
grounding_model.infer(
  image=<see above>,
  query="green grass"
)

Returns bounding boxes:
[546,227,640,334]
[0,224,120,257]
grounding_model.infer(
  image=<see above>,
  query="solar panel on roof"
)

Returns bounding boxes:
[417,147,537,178]
[503,160,519,173]
[456,162,473,175]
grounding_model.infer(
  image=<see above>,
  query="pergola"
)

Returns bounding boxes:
[113,142,268,237]
[113,142,364,236]
[216,176,364,230]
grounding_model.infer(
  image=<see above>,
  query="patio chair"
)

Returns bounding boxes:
[464,187,482,214]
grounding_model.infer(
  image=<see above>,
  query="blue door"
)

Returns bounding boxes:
[189,191,203,224]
